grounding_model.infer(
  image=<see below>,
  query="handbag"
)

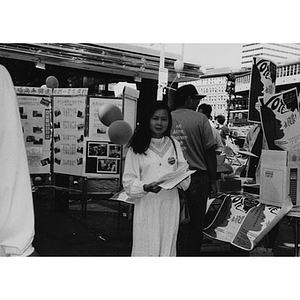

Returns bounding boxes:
[178,188,191,225]
[170,137,191,225]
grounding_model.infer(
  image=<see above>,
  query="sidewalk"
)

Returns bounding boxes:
[32,188,297,257]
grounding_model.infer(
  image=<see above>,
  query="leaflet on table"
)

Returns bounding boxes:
[158,165,196,190]
[203,192,293,251]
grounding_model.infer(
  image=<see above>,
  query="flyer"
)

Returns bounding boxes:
[203,192,293,251]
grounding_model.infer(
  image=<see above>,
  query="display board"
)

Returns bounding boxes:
[16,87,52,174]
[52,88,88,176]
[16,86,138,181]
[88,97,122,140]
[83,87,138,178]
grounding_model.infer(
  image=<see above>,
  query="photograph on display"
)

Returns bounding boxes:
[88,142,108,157]
[17,93,52,174]
[97,158,118,174]
[53,93,87,176]
[108,144,121,158]
[84,139,122,177]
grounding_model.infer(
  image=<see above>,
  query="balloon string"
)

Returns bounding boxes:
[167,73,178,91]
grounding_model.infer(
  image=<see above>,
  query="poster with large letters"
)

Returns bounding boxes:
[259,87,300,152]
[203,192,293,251]
[16,87,52,174]
[248,57,277,123]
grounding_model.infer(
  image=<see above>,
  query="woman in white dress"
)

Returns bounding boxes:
[123,101,190,256]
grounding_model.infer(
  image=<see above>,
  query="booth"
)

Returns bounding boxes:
[203,57,300,255]
[16,85,139,219]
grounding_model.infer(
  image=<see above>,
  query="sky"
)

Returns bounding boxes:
[133,43,243,70]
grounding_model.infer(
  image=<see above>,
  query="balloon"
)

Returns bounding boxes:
[46,76,59,88]
[174,59,184,73]
[108,120,132,145]
[98,104,123,127]
[34,176,42,184]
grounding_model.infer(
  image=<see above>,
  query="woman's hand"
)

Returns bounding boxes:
[143,181,163,194]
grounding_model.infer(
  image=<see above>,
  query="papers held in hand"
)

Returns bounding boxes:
[157,165,196,190]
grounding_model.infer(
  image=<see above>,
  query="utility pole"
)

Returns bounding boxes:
[225,73,236,126]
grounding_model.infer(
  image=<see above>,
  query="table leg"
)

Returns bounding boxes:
[295,218,299,257]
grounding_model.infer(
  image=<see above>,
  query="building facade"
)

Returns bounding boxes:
[179,67,250,124]
[241,43,300,68]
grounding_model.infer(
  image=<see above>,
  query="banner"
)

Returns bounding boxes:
[259,87,300,151]
[203,192,292,251]
[248,57,277,123]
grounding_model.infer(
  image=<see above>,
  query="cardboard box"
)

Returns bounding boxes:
[260,150,288,207]
[260,149,300,206]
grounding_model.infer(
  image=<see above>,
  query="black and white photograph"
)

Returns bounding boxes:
[97,158,118,173]
[88,142,108,157]
[1,14,298,297]
[108,144,121,158]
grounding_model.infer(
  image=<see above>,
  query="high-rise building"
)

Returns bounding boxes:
[241,43,300,68]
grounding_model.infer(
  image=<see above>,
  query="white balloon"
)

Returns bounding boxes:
[174,59,184,73]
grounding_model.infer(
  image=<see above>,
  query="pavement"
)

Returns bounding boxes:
[32,187,299,257]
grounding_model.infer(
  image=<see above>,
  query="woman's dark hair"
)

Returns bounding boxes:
[127,101,172,154]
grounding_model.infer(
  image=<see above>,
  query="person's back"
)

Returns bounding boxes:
[198,103,223,154]
[172,109,215,170]
[170,84,217,256]
[215,114,230,145]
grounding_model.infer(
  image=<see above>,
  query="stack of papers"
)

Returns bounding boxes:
[158,165,196,190]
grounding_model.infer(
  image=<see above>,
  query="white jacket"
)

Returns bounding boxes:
[0,65,35,256]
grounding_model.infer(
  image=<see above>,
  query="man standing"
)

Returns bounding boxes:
[198,103,224,154]
[215,114,230,145]
[171,84,217,256]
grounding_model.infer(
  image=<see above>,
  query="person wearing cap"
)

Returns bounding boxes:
[171,84,217,256]
[198,103,224,154]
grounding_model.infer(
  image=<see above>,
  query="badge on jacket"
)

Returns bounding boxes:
[167,156,176,165]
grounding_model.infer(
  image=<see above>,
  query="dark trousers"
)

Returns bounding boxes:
[177,171,209,256]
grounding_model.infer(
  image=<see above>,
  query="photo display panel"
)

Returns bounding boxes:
[52,88,88,176]
[16,87,52,174]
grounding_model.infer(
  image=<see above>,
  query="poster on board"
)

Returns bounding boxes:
[259,87,300,152]
[248,57,277,123]
[52,88,88,176]
[203,192,293,251]
[16,87,52,174]
[88,97,122,140]
[83,137,121,178]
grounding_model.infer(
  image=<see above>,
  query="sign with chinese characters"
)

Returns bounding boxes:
[53,90,87,176]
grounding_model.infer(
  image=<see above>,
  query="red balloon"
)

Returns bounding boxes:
[46,76,59,88]
[98,104,123,127]
[108,121,132,145]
